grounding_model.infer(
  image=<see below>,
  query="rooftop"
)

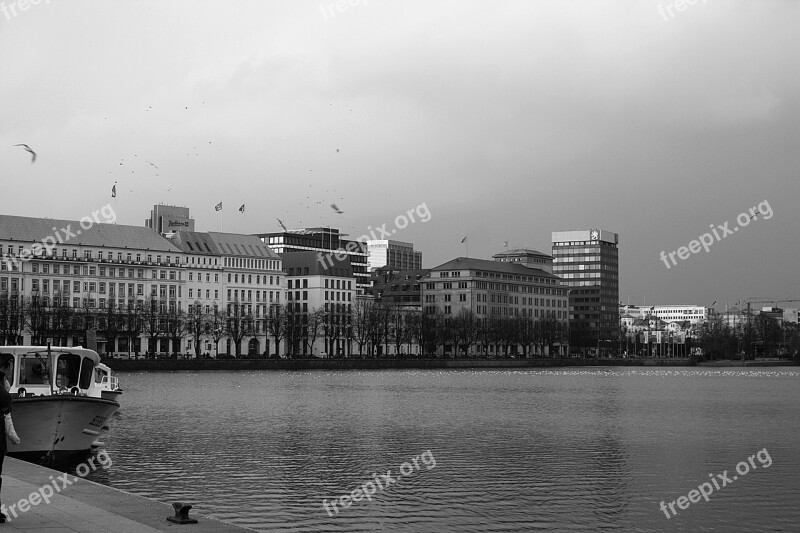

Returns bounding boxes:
[0,214,181,253]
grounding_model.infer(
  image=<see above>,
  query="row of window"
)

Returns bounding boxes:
[431,305,565,319]
[0,245,181,264]
[225,289,280,303]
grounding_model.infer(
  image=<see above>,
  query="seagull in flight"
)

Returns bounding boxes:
[14,144,36,163]
[147,161,159,170]
[276,218,287,231]
[330,203,344,214]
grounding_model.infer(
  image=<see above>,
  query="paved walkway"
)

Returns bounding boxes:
[1,457,253,532]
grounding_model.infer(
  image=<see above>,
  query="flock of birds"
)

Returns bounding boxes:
[12,101,350,232]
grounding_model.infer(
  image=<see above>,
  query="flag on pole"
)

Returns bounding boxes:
[111,184,116,198]
[502,240,508,247]
[461,235,468,243]
[239,204,245,213]
[214,202,223,211]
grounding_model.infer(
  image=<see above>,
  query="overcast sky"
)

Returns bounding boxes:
[1,0,798,309]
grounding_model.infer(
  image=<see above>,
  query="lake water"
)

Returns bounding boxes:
[88,368,800,532]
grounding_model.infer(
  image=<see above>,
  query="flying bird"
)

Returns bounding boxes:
[14,144,36,163]
[147,161,159,170]
[330,203,344,214]
[276,218,287,231]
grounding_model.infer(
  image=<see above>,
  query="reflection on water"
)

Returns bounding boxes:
[93,369,800,532]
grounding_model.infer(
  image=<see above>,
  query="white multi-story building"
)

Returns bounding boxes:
[281,251,356,357]
[0,213,285,357]
[365,240,422,271]
[0,213,186,352]
[169,231,284,356]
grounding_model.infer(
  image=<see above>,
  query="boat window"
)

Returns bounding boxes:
[55,353,81,389]
[79,358,94,390]
[20,354,50,385]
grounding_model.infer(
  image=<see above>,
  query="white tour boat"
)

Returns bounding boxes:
[2,346,120,466]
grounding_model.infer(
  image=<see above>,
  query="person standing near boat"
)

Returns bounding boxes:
[0,356,21,523]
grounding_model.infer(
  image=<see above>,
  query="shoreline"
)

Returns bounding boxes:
[102,357,798,371]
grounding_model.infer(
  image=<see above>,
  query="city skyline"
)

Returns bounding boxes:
[2,1,799,308]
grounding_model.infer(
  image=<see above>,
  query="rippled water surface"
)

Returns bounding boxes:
[95,368,800,532]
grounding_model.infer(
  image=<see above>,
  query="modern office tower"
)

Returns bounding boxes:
[551,229,619,355]
[366,240,422,271]
[258,227,369,295]
[145,204,195,235]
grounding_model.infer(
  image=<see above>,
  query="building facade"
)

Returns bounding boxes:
[365,240,422,271]
[552,229,619,354]
[422,257,569,356]
[0,213,284,357]
[492,248,553,274]
[145,204,195,235]
[169,231,284,356]
[259,227,369,294]
[281,251,355,357]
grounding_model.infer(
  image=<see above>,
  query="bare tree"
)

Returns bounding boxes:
[265,303,286,357]
[305,308,324,356]
[0,293,24,345]
[164,305,188,356]
[226,301,251,357]
[187,300,208,359]
[98,300,122,354]
[209,305,226,357]
[351,299,373,356]
[143,297,164,356]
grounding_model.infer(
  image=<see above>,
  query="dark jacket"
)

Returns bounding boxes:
[0,378,11,455]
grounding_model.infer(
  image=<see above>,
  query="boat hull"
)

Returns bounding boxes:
[100,390,123,402]
[7,395,119,466]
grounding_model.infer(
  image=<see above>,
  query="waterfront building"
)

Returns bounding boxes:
[0,212,286,357]
[145,204,195,235]
[369,267,429,309]
[365,240,422,271]
[552,229,619,354]
[281,251,355,357]
[169,231,283,356]
[619,304,708,325]
[422,257,569,356]
[784,308,799,324]
[0,213,186,352]
[258,227,369,295]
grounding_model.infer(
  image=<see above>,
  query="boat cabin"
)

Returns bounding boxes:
[0,346,103,398]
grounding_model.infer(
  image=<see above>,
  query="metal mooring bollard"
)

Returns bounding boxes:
[167,502,199,524]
